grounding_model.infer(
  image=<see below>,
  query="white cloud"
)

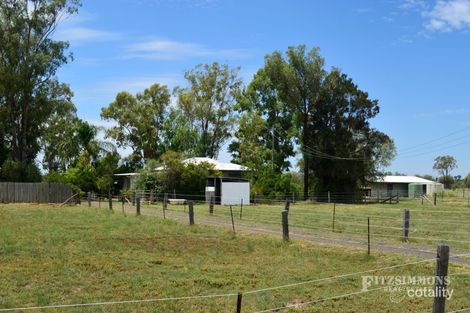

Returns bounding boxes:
[56,27,122,44]
[72,75,181,106]
[96,75,181,93]
[55,11,123,45]
[424,0,470,31]
[400,0,427,10]
[125,39,250,60]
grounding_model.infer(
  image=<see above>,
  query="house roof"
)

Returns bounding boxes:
[374,175,442,184]
[114,172,140,177]
[114,158,246,178]
[180,157,246,171]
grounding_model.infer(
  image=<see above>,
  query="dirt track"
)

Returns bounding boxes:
[94,201,470,266]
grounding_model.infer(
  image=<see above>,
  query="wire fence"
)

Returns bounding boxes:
[3,252,470,312]
[73,190,470,252]
[42,191,470,312]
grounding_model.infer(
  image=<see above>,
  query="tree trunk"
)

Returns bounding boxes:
[303,152,309,200]
[20,102,29,162]
[303,118,309,200]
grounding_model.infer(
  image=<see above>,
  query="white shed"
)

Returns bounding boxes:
[369,175,444,198]
[206,177,250,206]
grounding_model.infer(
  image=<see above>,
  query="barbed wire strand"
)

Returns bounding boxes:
[0,293,238,312]
[255,269,470,313]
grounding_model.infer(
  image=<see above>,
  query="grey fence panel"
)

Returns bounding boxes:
[0,182,73,203]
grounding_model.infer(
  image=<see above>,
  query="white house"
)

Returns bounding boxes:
[114,158,249,203]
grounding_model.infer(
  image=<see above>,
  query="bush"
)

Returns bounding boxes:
[135,151,222,195]
[63,165,97,192]
[251,168,302,198]
[0,159,41,182]
[181,162,221,196]
[135,159,161,191]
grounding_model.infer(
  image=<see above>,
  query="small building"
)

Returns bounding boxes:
[368,175,444,198]
[114,172,140,190]
[114,157,248,193]
[205,177,250,206]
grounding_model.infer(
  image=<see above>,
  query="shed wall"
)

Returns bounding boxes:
[221,182,250,205]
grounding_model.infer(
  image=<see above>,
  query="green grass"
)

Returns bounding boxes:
[1,204,470,312]
[152,197,470,253]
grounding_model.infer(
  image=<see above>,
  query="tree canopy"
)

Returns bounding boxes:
[230,45,395,196]
[433,155,457,188]
[0,0,80,175]
[101,83,171,161]
[0,7,400,198]
[175,62,242,158]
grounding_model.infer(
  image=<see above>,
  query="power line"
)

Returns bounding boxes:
[398,132,470,155]
[398,125,470,153]
[271,127,366,161]
[397,137,470,159]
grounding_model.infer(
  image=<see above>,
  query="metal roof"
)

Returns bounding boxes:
[180,157,246,171]
[114,172,140,177]
[114,158,245,177]
[374,175,442,184]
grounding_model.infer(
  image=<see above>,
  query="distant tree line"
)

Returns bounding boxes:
[1,0,398,197]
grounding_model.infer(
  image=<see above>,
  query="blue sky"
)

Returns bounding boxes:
[55,0,470,176]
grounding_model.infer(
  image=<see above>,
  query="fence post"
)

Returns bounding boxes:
[136,197,141,216]
[367,217,370,255]
[432,244,450,313]
[239,199,243,220]
[230,205,235,233]
[236,292,243,313]
[209,196,214,214]
[87,192,91,207]
[434,193,437,206]
[402,209,410,241]
[99,196,101,208]
[332,203,336,232]
[108,190,113,210]
[188,201,194,225]
[284,199,290,212]
[282,210,289,241]
[328,191,331,203]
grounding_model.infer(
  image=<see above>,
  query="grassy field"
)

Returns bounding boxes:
[144,195,470,254]
[1,204,470,312]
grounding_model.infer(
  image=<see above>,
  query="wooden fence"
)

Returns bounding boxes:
[0,182,73,203]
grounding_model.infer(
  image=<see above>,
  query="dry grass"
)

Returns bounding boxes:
[1,205,470,312]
